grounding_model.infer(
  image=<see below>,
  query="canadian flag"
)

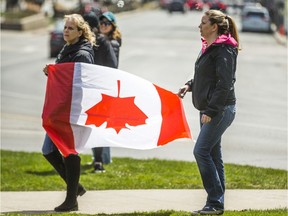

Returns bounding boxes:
[42,62,192,157]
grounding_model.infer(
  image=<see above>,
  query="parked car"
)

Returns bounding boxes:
[241,2,264,16]
[241,5,271,33]
[206,0,227,12]
[167,0,188,13]
[49,19,65,58]
[186,0,204,10]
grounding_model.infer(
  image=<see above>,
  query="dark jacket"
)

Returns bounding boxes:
[94,34,117,68]
[110,38,121,68]
[56,38,94,64]
[187,35,238,118]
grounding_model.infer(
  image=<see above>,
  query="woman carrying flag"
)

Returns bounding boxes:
[42,14,95,212]
[178,9,240,215]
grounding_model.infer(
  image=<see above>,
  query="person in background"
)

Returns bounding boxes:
[83,11,117,68]
[177,10,240,215]
[42,14,95,212]
[99,11,122,67]
[83,11,118,173]
[91,11,122,173]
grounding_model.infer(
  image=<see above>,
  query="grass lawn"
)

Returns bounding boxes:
[1,150,287,191]
[1,150,287,215]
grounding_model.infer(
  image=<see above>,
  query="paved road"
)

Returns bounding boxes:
[1,10,287,170]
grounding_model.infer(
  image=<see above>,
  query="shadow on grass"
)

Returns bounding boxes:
[26,170,56,176]
[25,163,94,176]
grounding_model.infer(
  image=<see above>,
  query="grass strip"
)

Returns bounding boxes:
[1,150,287,191]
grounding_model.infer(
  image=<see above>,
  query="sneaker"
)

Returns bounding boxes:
[94,162,106,173]
[199,206,224,215]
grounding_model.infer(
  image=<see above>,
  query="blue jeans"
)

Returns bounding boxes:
[193,105,236,209]
[92,147,112,164]
[42,134,58,155]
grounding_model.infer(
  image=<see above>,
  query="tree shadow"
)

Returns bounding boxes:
[80,163,94,175]
[25,170,56,176]
[25,163,94,176]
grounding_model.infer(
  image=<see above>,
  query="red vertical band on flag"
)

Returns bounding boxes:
[154,85,192,146]
[42,63,77,157]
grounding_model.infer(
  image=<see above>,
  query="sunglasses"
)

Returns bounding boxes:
[100,21,112,26]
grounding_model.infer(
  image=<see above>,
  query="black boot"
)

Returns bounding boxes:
[43,150,86,196]
[54,154,81,212]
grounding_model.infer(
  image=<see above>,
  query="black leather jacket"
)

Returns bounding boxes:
[186,43,238,118]
[56,38,94,64]
[94,34,117,68]
[110,38,121,68]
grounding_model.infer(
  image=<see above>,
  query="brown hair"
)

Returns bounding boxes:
[109,23,122,43]
[205,10,240,50]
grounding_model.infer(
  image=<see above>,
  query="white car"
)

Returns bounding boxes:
[241,5,272,33]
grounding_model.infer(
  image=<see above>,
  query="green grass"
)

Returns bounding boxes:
[1,150,287,191]
[1,150,287,215]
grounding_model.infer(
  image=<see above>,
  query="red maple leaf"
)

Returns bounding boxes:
[85,80,148,133]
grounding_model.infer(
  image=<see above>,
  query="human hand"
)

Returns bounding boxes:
[177,85,189,98]
[43,65,48,76]
[201,114,211,124]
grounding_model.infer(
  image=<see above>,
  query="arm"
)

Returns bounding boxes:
[177,79,193,98]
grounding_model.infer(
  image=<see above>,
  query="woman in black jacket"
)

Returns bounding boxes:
[83,11,117,69]
[91,11,122,173]
[42,14,95,212]
[99,11,122,68]
[178,10,240,215]
[82,11,117,173]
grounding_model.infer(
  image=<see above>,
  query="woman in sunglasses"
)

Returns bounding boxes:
[91,11,122,173]
[99,11,122,68]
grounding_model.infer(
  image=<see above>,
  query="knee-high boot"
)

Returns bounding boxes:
[43,150,86,196]
[54,154,81,212]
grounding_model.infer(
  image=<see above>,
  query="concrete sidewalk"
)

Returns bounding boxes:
[1,190,287,214]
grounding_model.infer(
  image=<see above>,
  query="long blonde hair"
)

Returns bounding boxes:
[205,10,240,50]
[64,14,96,46]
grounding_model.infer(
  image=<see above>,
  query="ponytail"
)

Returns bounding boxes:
[205,10,241,50]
